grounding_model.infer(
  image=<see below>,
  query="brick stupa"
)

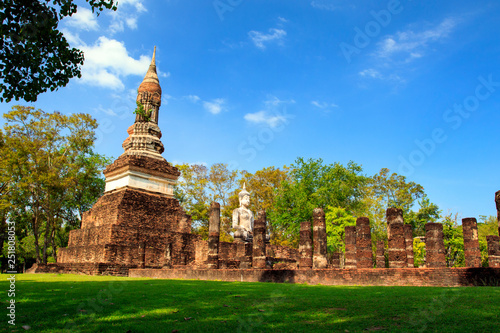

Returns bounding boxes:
[58,48,198,274]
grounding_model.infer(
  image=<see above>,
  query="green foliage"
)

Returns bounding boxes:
[270,157,367,246]
[442,213,465,267]
[362,168,429,242]
[133,100,152,122]
[325,206,356,254]
[175,163,238,241]
[0,1,117,102]
[413,237,426,267]
[370,168,424,213]
[406,195,441,237]
[0,105,108,264]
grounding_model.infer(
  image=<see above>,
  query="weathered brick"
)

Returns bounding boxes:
[425,223,446,268]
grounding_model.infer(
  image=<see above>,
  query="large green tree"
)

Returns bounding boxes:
[270,158,367,246]
[1,105,108,265]
[363,168,430,241]
[0,0,117,102]
[175,163,239,241]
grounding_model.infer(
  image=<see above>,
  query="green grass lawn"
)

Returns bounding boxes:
[1,273,500,333]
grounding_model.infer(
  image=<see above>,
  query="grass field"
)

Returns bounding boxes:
[1,273,500,332]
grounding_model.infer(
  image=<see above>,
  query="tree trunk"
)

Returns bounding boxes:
[33,214,42,264]
[43,215,51,264]
[0,213,7,256]
[51,226,57,262]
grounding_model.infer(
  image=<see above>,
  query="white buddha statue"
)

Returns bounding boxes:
[232,183,254,242]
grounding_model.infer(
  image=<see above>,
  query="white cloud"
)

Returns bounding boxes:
[162,94,173,105]
[359,68,404,83]
[249,28,287,49]
[186,95,201,103]
[61,29,84,46]
[108,11,141,34]
[65,8,99,31]
[264,96,295,107]
[203,98,226,115]
[376,18,457,61]
[311,101,339,109]
[78,37,151,90]
[359,69,383,79]
[94,105,117,116]
[107,0,146,34]
[310,1,338,11]
[119,0,147,13]
[159,70,171,78]
[244,111,286,128]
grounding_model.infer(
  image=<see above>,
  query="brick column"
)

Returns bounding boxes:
[355,217,373,268]
[462,217,481,267]
[376,240,385,268]
[487,235,500,268]
[425,223,446,268]
[313,208,328,268]
[386,208,404,239]
[299,221,313,269]
[387,208,407,268]
[344,226,357,269]
[496,190,500,236]
[252,210,267,269]
[207,202,220,269]
[404,224,414,268]
[388,223,407,268]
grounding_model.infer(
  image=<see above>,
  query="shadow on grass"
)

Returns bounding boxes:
[2,274,500,332]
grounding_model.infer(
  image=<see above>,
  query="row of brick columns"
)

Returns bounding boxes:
[207,199,500,269]
[342,209,492,269]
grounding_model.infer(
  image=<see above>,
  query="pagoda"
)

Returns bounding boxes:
[58,48,198,274]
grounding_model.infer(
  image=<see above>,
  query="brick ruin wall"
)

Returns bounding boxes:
[59,188,199,269]
[43,187,500,282]
[130,267,500,287]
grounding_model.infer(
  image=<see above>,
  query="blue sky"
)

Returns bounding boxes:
[2,0,500,221]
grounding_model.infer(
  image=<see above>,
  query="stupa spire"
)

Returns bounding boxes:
[122,47,165,160]
[136,46,162,124]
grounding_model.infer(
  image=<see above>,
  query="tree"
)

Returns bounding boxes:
[362,168,429,242]
[413,238,426,267]
[175,163,239,241]
[325,206,356,254]
[406,195,441,237]
[370,168,424,213]
[0,1,117,102]
[1,105,108,264]
[270,158,367,246]
[442,213,464,267]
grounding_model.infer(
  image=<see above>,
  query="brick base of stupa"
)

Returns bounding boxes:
[56,186,199,274]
